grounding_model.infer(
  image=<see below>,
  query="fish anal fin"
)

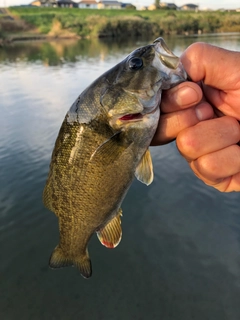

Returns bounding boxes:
[97,209,122,248]
[49,245,92,279]
[135,148,154,186]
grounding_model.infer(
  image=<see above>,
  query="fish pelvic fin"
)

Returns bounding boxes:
[49,245,92,279]
[135,148,154,186]
[97,208,122,248]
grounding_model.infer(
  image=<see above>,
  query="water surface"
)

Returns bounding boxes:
[1,34,240,320]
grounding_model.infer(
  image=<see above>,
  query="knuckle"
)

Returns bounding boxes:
[195,155,218,179]
[183,43,205,66]
[176,130,190,156]
[176,128,199,159]
[187,42,205,55]
[224,117,240,142]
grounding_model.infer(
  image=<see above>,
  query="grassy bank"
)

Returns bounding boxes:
[1,7,240,41]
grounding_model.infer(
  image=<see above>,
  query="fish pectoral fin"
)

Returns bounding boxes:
[135,148,154,186]
[49,245,92,279]
[90,132,129,165]
[97,208,122,248]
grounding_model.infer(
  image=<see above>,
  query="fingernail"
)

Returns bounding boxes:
[195,103,214,121]
[174,86,200,106]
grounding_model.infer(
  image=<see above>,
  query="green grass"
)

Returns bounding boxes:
[6,7,240,38]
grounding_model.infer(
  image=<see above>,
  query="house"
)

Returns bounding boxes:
[148,4,156,10]
[78,0,98,8]
[57,0,78,7]
[159,2,178,10]
[31,0,77,7]
[121,2,136,9]
[31,0,57,6]
[138,6,148,10]
[180,3,199,11]
[98,1,122,9]
[31,0,42,6]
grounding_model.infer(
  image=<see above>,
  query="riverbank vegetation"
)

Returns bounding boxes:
[1,7,240,41]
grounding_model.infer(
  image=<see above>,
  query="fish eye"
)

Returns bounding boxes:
[128,57,143,70]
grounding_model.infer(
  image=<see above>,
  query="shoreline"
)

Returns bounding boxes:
[1,7,239,46]
[0,33,81,45]
[1,31,240,46]
[0,28,85,45]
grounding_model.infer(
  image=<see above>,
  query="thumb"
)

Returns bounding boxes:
[181,42,240,91]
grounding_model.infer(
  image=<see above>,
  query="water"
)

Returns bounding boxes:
[1,34,240,320]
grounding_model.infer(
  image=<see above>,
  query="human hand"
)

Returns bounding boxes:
[152,81,214,145]
[181,42,240,120]
[153,43,240,192]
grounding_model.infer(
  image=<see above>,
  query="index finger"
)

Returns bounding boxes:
[161,81,202,114]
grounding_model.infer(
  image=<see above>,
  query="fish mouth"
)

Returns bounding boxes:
[119,113,142,121]
[152,37,187,84]
[153,37,180,70]
[118,106,158,122]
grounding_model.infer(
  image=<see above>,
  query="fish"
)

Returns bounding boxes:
[43,37,187,278]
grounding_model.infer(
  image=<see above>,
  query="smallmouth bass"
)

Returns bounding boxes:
[43,38,187,278]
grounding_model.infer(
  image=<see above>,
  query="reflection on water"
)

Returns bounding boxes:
[1,33,240,66]
[1,35,240,320]
[0,37,149,66]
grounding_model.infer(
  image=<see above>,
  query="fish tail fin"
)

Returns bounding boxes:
[49,245,92,279]
[49,246,72,268]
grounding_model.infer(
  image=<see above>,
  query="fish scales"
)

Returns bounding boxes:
[43,38,187,278]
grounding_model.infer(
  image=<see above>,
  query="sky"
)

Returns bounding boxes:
[0,0,238,10]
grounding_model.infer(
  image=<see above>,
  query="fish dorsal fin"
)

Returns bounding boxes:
[97,209,122,248]
[135,148,154,186]
[90,132,130,166]
[49,245,92,279]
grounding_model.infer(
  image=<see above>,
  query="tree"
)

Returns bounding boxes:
[155,0,160,9]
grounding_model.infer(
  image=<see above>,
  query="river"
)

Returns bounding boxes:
[1,34,240,320]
